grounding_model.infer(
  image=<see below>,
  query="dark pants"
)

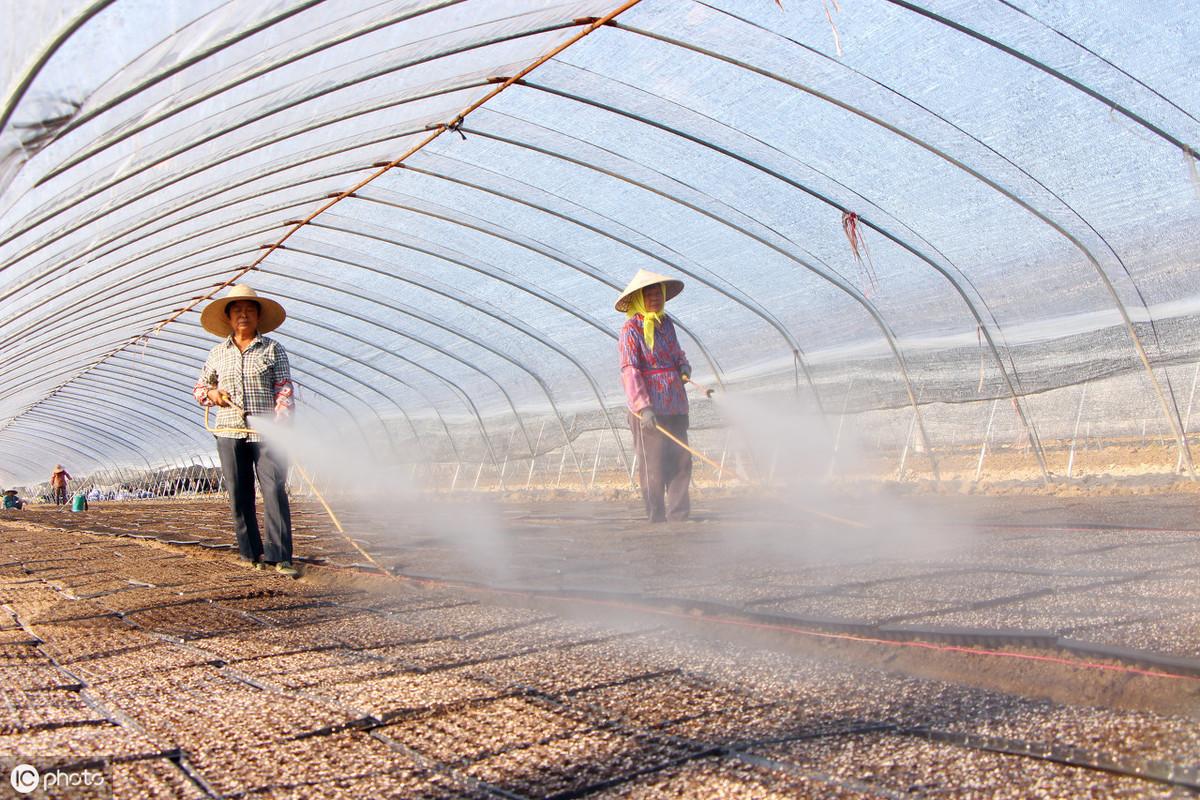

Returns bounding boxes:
[216,436,293,563]
[630,412,692,523]
[52,486,67,505]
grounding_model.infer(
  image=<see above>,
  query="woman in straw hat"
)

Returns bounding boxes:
[193,285,299,577]
[49,465,71,506]
[617,270,693,523]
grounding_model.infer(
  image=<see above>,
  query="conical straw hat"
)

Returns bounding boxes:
[200,285,287,337]
[614,269,684,313]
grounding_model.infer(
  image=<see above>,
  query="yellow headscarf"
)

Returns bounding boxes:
[625,284,665,350]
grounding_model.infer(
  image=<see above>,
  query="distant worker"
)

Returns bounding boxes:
[193,285,299,578]
[49,465,71,505]
[617,270,693,523]
[3,490,22,510]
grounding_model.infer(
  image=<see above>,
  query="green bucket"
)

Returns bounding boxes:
[71,494,87,512]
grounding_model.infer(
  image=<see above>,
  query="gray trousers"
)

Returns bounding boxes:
[216,436,292,563]
[630,412,692,523]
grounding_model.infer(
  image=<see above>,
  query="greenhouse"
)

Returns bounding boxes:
[1,1,1199,797]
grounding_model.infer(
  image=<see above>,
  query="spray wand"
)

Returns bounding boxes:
[645,378,866,530]
[203,400,388,572]
[684,375,716,399]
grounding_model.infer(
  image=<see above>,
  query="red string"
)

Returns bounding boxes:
[841,211,879,294]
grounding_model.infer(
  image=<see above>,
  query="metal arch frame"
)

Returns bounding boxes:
[156,328,394,456]
[485,81,1052,479]
[48,74,495,187]
[14,169,642,485]
[23,206,638,479]
[1,296,210,405]
[386,155,825,409]
[0,320,212,416]
[699,2,1165,337]
[99,347,432,465]
[880,0,1200,159]
[55,380,237,458]
[23,402,159,467]
[62,193,324,286]
[46,0,467,162]
[4,232,269,349]
[0,0,119,135]
[0,420,125,477]
[1,256,257,375]
[24,405,165,468]
[0,448,62,482]
[0,8,612,301]
[62,357,412,471]
[0,158,367,301]
[0,295,389,462]
[272,253,535,459]
[95,342,389,453]
[0,305,181,411]
[4,6,888,424]
[373,156,733,379]
[282,221,628,471]
[7,160,722,467]
[590,20,1197,471]
[257,259,594,481]
[343,189,728,385]
[5,14,588,247]
[56,379,202,444]
[700,0,1191,465]
[255,270,553,476]
[37,0,330,142]
[3,199,316,335]
[0,120,428,276]
[9,4,1180,482]
[30,76,492,215]
[401,157,828,415]
[14,167,643,489]
[424,117,942,473]
[4,19,1185,319]
[119,334,467,469]
[995,1,1200,129]
[2,260,430,456]
[68,366,239,439]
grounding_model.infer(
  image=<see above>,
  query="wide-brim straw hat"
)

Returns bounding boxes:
[3,490,16,496]
[52,465,65,474]
[614,269,684,313]
[200,285,286,337]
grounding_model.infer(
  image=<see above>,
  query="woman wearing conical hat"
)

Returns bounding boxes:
[49,465,71,506]
[193,285,299,577]
[617,270,692,523]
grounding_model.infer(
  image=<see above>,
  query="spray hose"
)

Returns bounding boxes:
[633,381,867,530]
[203,403,387,572]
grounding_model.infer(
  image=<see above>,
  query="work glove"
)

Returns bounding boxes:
[639,408,657,432]
[680,364,692,383]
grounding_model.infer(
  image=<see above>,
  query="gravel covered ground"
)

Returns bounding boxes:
[1,491,1199,797]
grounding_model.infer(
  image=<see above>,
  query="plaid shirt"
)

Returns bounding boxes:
[194,335,294,441]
